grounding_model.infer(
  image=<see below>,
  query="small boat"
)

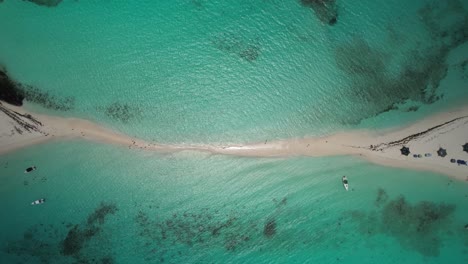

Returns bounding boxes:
[24,166,37,173]
[342,176,349,191]
[31,198,46,205]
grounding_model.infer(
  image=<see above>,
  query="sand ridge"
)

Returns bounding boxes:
[1,101,468,181]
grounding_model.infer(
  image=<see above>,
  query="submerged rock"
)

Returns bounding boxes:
[24,0,63,7]
[0,69,25,106]
[263,219,276,238]
[300,0,338,25]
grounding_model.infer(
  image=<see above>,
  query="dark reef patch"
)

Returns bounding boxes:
[21,86,75,111]
[61,224,100,256]
[24,0,63,7]
[135,209,253,254]
[101,102,142,123]
[0,69,25,106]
[300,0,338,25]
[211,33,262,62]
[346,189,456,257]
[263,219,276,238]
[4,225,62,264]
[3,202,118,264]
[0,68,74,111]
[374,188,389,207]
[239,45,261,62]
[332,0,468,124]
[134,198,291,262]
[333,38,447,124]
[87,202,118,225]
[381,196,455,257]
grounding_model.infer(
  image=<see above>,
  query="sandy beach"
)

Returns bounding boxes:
[1,101,468,181]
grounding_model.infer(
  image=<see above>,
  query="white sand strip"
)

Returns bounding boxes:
[1,101,468,181]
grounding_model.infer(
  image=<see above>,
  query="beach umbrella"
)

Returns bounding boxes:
[463,143,468,153]
[437,147,447,157]
[400,146,410,156]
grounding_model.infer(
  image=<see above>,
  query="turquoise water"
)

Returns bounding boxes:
[1,0,468,263]
[1,0,468,143]
[1,141,467,263]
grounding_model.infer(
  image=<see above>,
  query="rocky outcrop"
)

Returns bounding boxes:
[0,69,25,106]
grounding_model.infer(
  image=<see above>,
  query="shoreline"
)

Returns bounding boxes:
[1,101,468,181]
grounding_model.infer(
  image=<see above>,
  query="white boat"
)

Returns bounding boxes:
[31,198,45,205]
[342,176,349,191]
[24,166,37,174]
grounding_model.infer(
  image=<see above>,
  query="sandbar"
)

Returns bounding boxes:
[1,101,468,181]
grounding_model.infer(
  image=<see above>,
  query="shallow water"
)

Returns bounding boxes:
[1,0,468,143]
[0,141,468,263]
[1,0,468,263]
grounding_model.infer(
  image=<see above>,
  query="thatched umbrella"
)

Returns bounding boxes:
[400,146,410,156]
[437,147,447,157]
[463,143,468,153]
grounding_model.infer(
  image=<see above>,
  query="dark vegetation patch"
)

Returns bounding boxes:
[239,44,261,62]
[135,197,288,261]
[300,0,338,25]
[4,225,62,264]
[0,68,74,111]
[61,224,100,256]
[405,106,420,112]
[333,0,468,124]
[87,202,118,225]
[0,69,25,106]
[21,86,75,111]
[24,0,63,7]
[346,189,457,257]
[455,59,468,79]
[374,188,389,207]
[191,0,205,10]
[211,33,262,62]
[381,196,455,257]
[3,202,118,264]
[333,38,447,124]
[135,209,253,257]
[263,219,276,238]
[101,102,142,123]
